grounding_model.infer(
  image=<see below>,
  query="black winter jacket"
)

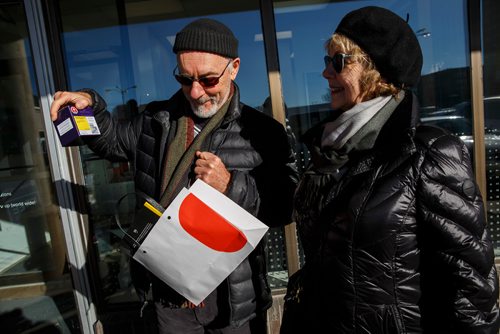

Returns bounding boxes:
[83,84,298,327]
[293,92,499,333]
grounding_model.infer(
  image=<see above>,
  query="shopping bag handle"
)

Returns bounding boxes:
[114,192,140,245]
[114,191,166,251]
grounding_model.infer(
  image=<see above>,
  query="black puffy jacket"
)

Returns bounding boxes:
[293,92,499,333]
[83,84,298,327]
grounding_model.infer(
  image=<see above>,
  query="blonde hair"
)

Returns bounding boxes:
[325,33,400,101]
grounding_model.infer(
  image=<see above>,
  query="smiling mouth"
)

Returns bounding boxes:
[330,87,343,93]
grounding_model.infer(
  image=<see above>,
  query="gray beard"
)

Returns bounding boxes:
[190,98,218,118]
[190,93,229,119]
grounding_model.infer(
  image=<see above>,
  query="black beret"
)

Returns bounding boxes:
[173,18,238,58]
[335,6,423,88]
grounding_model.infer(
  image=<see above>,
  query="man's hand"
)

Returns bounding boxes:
[50,91,93,121]
[194,151,231,193]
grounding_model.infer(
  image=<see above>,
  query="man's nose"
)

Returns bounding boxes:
[189,81,205,99]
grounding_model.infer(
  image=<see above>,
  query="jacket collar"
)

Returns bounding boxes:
[221,82,242,125]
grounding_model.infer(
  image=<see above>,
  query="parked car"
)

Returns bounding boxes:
[420,96,500,135]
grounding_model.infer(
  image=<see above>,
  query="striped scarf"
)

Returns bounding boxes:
[159,95,232,208]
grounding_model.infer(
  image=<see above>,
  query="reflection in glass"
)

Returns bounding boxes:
[0,3,78,333]
[482,0,500,255]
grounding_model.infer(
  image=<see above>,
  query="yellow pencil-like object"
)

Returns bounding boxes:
[144,201,162,217]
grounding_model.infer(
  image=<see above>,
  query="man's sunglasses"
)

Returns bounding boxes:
[173,60,232,88]
[324,53,353,74]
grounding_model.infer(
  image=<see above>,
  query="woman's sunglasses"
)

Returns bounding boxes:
[324,53,353,74]
[173,60,232,88]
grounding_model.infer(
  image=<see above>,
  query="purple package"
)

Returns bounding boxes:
[53,105,101,146]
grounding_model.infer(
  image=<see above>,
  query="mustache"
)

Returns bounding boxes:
[195,96,215,105]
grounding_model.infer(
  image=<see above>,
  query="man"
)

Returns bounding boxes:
[50,18,298,333]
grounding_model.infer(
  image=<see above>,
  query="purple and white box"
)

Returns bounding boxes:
[53,106,100,146]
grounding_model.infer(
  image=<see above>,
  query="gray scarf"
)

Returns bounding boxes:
[313,90,405,172]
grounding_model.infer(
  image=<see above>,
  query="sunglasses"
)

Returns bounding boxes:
[324,53,353,74]
[173,60,232,88]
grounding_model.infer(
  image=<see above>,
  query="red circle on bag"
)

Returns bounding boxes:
[179,193,247,252]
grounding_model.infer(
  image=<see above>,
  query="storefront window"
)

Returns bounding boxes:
[0,2,78,333]
[482,0,500,255]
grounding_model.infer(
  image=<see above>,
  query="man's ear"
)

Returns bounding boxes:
[230,58,240,80]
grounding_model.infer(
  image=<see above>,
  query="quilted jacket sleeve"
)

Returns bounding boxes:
[80,88,142,162]
[417,127,500,334]
[223,106,298,228]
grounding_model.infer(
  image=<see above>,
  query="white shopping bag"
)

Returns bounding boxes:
[132,179,269,305]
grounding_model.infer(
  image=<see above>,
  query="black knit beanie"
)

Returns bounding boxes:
[173,18,238,58]
[335,6,423,88]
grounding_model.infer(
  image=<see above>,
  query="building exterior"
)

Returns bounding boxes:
[0,0,498,333]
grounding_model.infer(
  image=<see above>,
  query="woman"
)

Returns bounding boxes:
[283,6,499,333]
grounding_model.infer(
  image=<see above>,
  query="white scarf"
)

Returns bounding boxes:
[321,95,392,149]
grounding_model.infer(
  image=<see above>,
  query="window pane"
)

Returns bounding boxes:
[482,0,500,255]
[0,2,79,333]
[57,0,271,306]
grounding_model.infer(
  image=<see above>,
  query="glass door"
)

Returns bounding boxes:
[0,1,79,333]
